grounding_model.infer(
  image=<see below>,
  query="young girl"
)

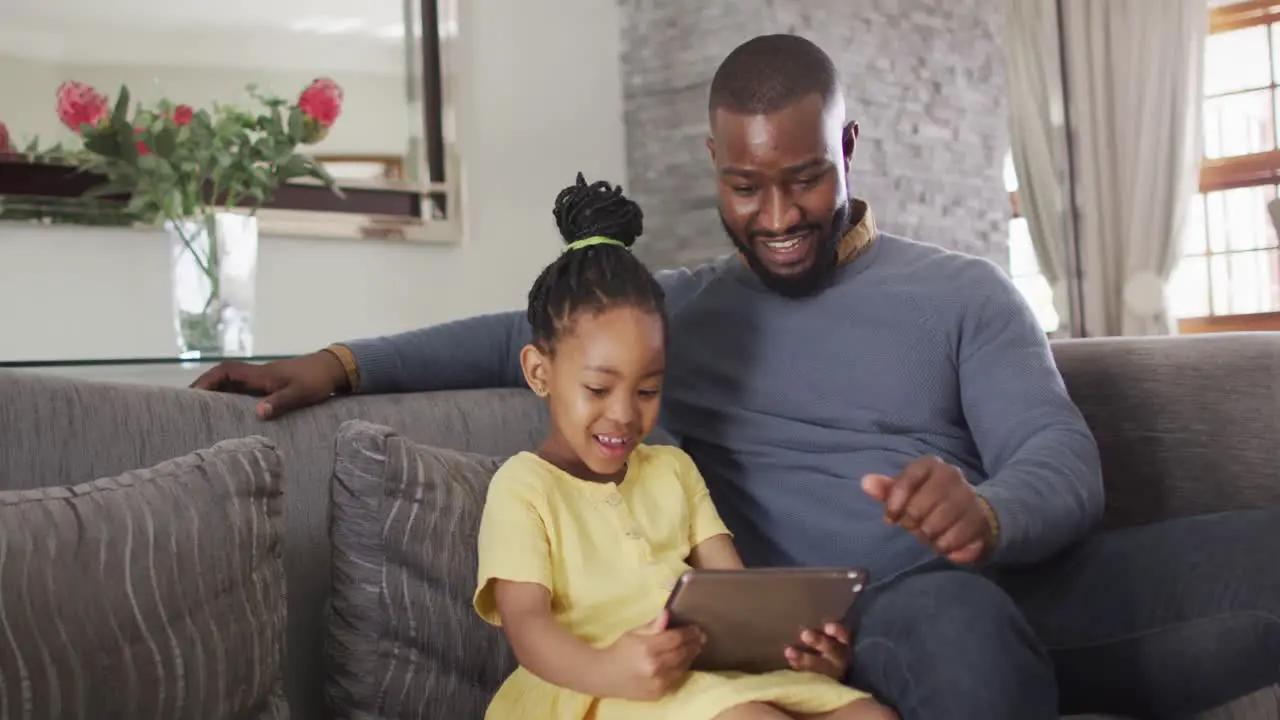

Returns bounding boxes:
[473,174,894,720]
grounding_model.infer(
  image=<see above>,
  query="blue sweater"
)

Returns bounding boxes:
[346,233,1104,583]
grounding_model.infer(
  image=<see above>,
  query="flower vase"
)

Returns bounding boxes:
[167,212,259,358]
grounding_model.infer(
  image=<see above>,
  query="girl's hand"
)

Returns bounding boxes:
[600,610,705,701]
[784,622,851,680]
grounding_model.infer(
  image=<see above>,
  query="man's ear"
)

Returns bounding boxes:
[842,121,858,173]
[520,344,550,397]
[705,135,716,165]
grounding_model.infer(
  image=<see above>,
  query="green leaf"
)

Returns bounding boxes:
[123,191,152,217]
[116,122,138,163]
[287,107,304,144]
[306,160,343,195]
[82,127,117,156]
[272,155,292,178]
[152,126,177,158]
[193,109,213,133]
[135,153,164,173]
[111,85,131,127]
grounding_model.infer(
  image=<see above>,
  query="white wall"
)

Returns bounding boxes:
[0,0,628,363]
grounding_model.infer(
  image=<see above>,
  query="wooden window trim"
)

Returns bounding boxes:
[1211,0,1280,34]
[1201,150,1280,193]
[1201,4,1280,193]
[1178,310,1280,333]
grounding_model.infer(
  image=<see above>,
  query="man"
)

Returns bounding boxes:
[196,35,1280,720]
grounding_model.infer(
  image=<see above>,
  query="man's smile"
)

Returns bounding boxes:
[755,229,818,274]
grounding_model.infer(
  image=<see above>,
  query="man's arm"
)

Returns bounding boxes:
[189,260,729,418]
[339,311,531,394]
[338,262,727,395]
[958,261,1104,567]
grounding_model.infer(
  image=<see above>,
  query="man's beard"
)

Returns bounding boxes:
[722,201,853,299]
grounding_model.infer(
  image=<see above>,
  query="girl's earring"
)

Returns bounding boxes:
[533,385,547,397]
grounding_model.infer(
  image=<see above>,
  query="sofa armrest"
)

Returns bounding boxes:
[1051,333,1280,528]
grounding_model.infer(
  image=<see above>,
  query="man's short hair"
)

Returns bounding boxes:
[708,34,841,116]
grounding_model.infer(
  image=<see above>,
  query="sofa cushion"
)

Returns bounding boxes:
[0,436,288,719]
[327,420,516,719]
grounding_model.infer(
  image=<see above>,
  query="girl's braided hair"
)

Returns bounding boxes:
[526,173,666,352]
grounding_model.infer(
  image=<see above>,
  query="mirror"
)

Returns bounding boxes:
[0,0,458,242]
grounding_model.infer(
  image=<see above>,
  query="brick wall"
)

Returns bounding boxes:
[618,0,1010,270]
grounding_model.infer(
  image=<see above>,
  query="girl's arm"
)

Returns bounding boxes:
[494,579,703,701]
[494,579,616,696]
[672,446,744,571]
[686,533,744,570]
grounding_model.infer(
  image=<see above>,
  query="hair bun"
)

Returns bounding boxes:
[552,172,644,248]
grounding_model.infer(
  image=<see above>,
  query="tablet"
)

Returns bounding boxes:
[663,566,868,674]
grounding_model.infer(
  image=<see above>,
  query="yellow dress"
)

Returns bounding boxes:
[474,444,868,720]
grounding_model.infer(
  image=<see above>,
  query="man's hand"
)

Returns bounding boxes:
[189,351,350,420]
[862,456,996,565]
[784,622,850,680]
[599,610,704,701]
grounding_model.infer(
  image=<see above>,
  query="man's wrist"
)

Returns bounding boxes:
[323,344,360,393]
[976,495,1000,557]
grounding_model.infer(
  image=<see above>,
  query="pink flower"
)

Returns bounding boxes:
[55,81,109,133]
[298,77,343,128]
[173,105,193,127]
[0,121,11,153]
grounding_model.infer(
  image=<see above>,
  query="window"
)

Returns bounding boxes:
[1004,152,1062,333]
[1168,1,1280,327]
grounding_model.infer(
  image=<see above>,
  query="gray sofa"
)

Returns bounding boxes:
[1,332,1278,719]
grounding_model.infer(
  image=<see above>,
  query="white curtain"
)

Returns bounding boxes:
[1060,0,1207,336]
[1001,0,1070,327]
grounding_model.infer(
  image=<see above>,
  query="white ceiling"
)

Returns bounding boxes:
[0,0,405,34]
[0,0,420,73]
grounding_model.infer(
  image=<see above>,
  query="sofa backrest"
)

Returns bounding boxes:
[1052,333,1280,527]
[0,371,548,720]
[3,331,1279,717]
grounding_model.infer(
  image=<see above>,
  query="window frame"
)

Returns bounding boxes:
[1176,0,1280,331]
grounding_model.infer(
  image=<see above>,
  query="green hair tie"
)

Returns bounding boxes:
[565,236,627,253]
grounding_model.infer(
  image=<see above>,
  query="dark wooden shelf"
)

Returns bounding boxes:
[0,157,425,219]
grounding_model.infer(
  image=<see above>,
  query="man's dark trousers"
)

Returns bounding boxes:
[844,507,1280,719]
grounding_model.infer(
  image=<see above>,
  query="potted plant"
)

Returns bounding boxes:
[53,78,345,357]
